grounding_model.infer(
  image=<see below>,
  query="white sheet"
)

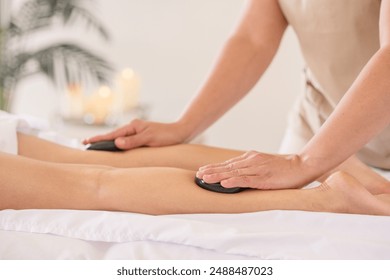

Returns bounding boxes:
[1,209,389,259]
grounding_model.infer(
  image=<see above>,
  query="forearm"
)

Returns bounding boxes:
[177,0,291,141]
[178,35,281,140]
[300,46,390,177]
[82,0,288,148]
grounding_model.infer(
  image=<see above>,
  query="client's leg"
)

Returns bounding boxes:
[17,133,242,170]
[1,152,389,215]
[0,152,109,210]
[316,156,390,195]
[320,172,390,215]
[98,170,390,215]
[17,134,390,195]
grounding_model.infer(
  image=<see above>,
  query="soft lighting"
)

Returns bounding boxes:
[122,68,135,79]
[116,67,140,110]
[98,86,112,98]
[62,83,84,119]
[62,68,141,125]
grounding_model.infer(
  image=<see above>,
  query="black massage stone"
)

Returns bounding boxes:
[86,140,123,152]
[194,176,245,194]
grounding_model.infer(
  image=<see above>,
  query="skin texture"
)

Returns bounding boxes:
[0,133,389,216]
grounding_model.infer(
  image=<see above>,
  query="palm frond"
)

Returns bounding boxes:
[1,0,113,111]
[9,0,109,41]
[60,3,110,41]
[1,42,113,110]
[23,43,113,86]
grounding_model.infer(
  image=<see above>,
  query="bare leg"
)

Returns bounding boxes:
[97,170,390,215]
[17,133,390,195]
[0,152,108,210]
[320,171,390,215]
[316,155,390,195]
[1,152,389,215]
[17,133,243,170]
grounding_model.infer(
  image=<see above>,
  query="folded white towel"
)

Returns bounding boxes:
[0,110,49,155]
[0,116,18,155]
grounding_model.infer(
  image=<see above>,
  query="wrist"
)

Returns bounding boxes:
[298,151,332,182]
[283,153,318,187]
[174,118,200,143]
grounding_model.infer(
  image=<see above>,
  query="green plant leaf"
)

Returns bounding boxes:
[20,43,113,86]
[1,0,113,111]
[10,0,110,41]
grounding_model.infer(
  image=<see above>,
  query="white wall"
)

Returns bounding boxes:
[13,0,304,152]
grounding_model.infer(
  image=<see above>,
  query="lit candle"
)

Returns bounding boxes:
[83,86,114,125]
[116,68,140,111]
[62,84,84,120]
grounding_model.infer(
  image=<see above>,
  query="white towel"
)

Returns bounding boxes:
[0,116,18,155]
[0,110,49,155]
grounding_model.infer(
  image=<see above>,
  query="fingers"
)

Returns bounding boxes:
[114,134,144,150]
[197,151,306,190]
[221,175,263,189]
[83,126,135,144]
[82,120,185,150]
[83,120,139,145]
[196,151,275,189]
[199,151,255,171]
[197,151,256,177]
[198,164,273,189]
[199,166,263,187]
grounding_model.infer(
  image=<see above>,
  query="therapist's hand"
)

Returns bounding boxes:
[83,119,190,150]
[196,151,317,190]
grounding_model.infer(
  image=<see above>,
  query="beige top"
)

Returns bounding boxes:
[278,0,390,169]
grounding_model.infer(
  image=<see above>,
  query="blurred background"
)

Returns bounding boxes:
[1,0,303,152]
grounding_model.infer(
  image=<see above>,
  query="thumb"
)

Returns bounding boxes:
[115,135,144,150]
